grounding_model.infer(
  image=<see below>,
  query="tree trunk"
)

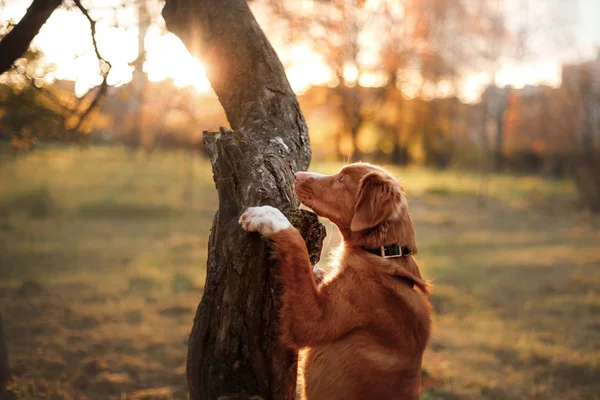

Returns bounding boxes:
[132,0,150,151]
[162,1,325,399]
[494,109,505,171]
[0,0,63,75]
[391,131,409,166]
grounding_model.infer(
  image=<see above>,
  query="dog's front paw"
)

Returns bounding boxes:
[239,206,291,237]
[312,265,326,285]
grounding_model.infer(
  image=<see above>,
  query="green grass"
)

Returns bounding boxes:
[1,145,599,400]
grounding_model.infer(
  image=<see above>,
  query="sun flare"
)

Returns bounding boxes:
[144,27,211,92]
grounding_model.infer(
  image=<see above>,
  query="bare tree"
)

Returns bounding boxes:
[0,0,62,75]
[162,0,325,399]
[270,0,507,163]
[479,0,575,171]
[0,0,113,142]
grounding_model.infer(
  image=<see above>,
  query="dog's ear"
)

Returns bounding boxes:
[351,171,404,232]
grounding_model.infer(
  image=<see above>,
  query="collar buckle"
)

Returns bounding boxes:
[379,244,412,258]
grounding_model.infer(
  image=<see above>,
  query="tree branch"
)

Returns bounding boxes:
[72,0,110,71]
[70,0,112,134]
[25,77,72,113]
[163,0,310,166]
[0,0,63,75]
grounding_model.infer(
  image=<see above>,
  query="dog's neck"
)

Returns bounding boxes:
[361,243,412,258]
[338,244,430,295]
[339,212,417,254]
[334,214,428,294]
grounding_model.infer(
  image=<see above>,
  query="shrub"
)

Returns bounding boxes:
[0,186,54,218]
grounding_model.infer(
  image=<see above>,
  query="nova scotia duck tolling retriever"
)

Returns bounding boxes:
[239,162,432,400]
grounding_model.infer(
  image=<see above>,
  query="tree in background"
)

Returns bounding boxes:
[269,0,511,165]
[0,43,110,149]
[0,0,114,148]
[0,0,208,152]
[562,57,600,210]
[0,47,64,149]
[0,0,62,75]
[478,0,576,171]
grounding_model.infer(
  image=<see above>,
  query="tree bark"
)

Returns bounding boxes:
[0,0,62,75]
[162,1,325,399]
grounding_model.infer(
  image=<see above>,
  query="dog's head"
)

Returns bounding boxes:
[294,163,416,252]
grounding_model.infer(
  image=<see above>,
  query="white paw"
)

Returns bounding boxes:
[312,265,326,284]
[239,206,291,237]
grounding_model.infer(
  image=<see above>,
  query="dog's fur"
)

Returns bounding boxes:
[240,163,432,400]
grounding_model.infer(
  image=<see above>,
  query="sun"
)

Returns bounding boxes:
[146,32,334,95]
[25,8,331,97]
[144,27,211,92]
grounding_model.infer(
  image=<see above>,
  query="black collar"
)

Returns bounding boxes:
[363,244,412,258]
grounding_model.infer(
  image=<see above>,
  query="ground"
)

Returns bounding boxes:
[0,146,599,400]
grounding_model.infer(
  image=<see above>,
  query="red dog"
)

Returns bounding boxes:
[240,163,432,400]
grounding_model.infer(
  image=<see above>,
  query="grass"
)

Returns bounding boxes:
[1,145,599,399]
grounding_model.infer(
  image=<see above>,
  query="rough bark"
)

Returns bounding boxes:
[162,1,325,399]
[0,0,63,75]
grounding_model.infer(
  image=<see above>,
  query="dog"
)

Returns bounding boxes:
[239,163,432,400]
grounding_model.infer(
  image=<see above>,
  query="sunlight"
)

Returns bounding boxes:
[495,60,561,89]
[144,27,211,92]
[460,72,491,103]
[286,62,333,93]
[0,0,576,100]
[283,41,334,93]
[359,71,387,87]
[3,3,213,96]
[343,63,359,85]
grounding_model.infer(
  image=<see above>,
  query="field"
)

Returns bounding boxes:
[1,146,599,399]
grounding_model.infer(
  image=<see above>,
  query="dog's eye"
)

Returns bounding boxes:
[337,176,344,183]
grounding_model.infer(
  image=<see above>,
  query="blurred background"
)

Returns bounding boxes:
[0,0,599,399]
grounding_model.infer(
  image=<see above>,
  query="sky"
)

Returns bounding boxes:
[577,0,600,59]
[1,0,599,102]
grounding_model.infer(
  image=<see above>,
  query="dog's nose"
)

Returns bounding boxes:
[294,171,325,183]
[294,172,312,182]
